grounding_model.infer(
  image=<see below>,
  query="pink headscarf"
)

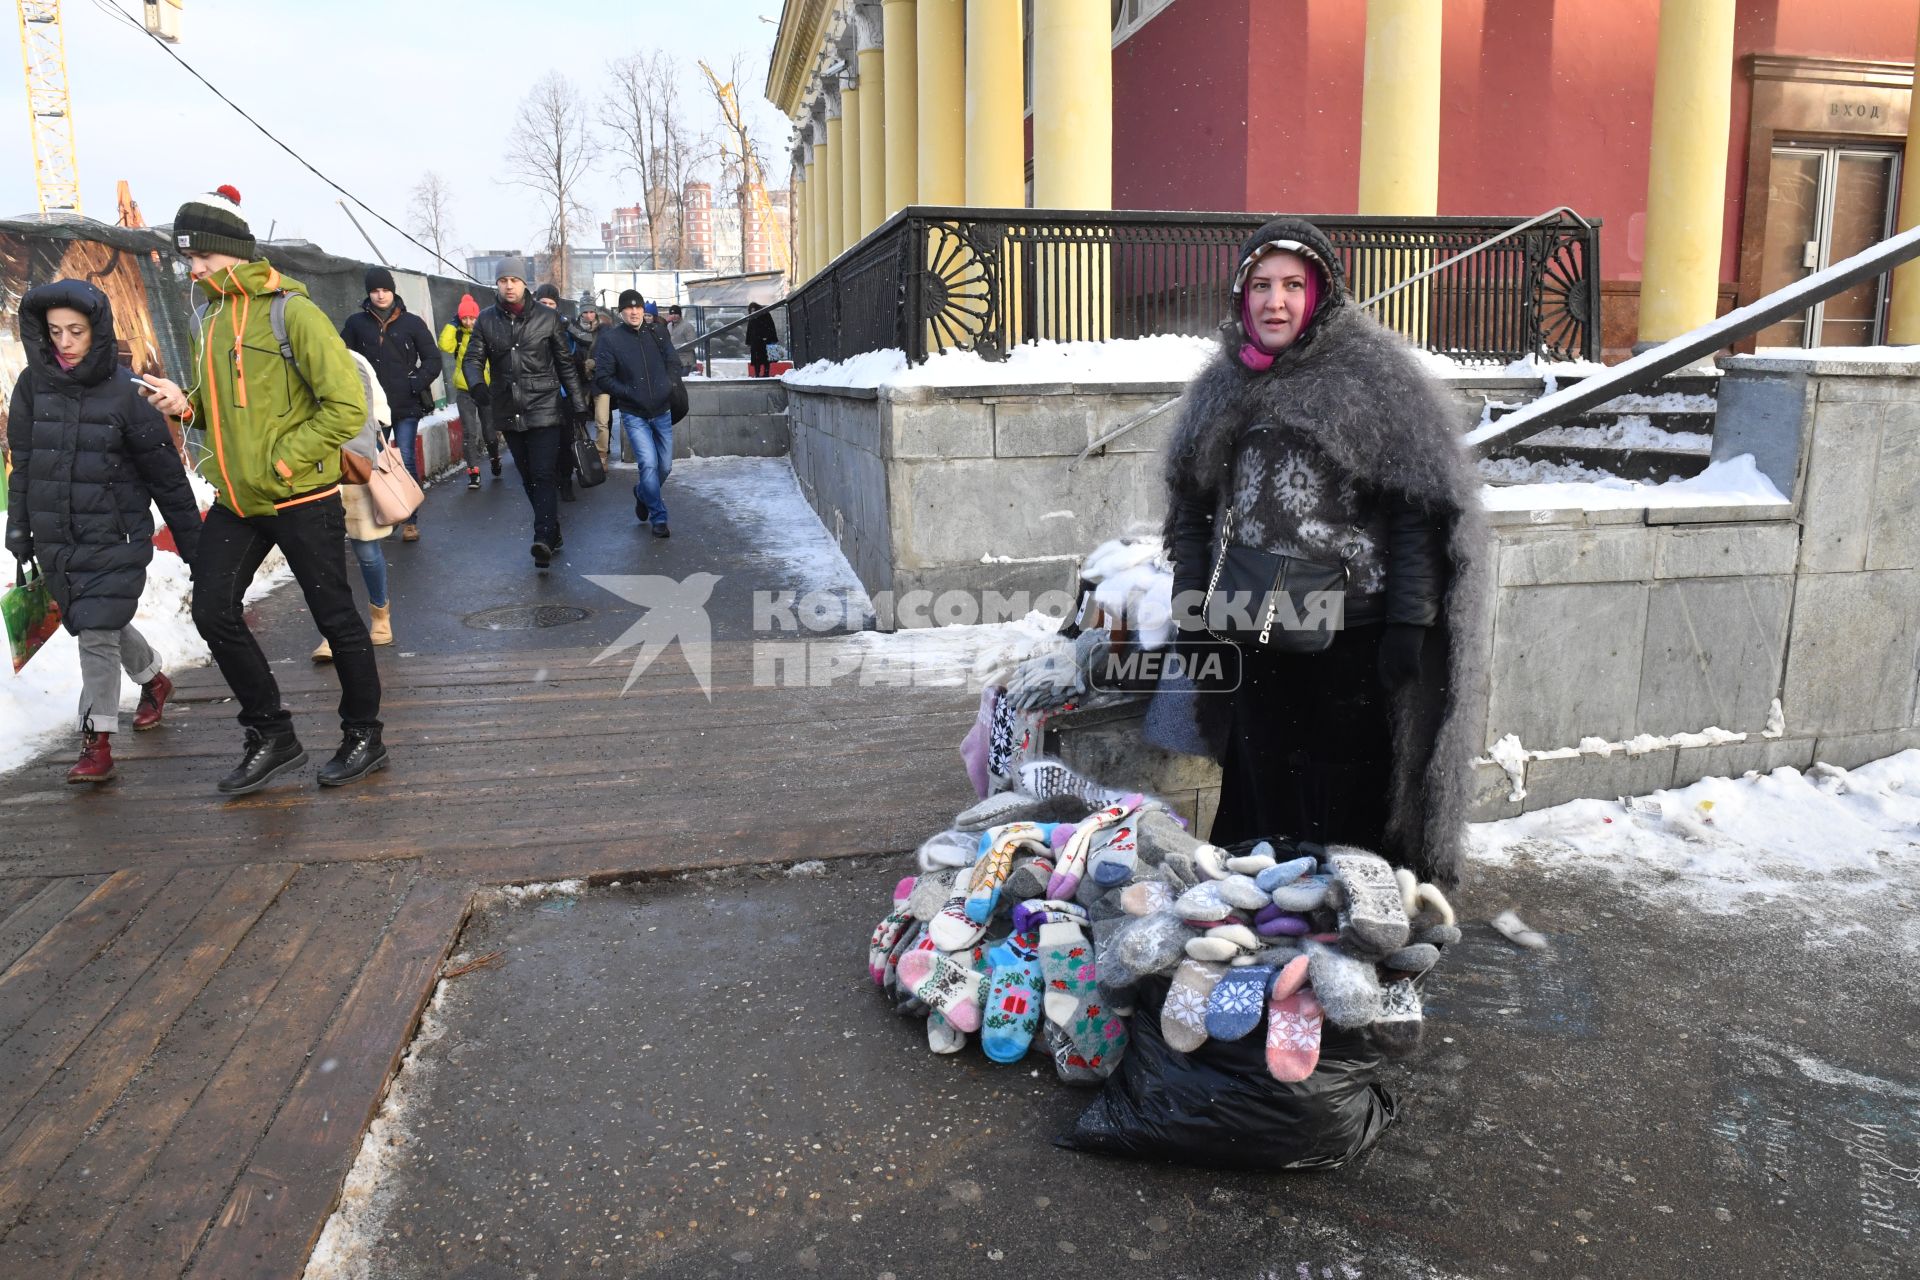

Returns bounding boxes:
[1237,247,1320,371]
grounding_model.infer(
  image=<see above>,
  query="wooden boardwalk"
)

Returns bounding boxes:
[0,643,975,1278]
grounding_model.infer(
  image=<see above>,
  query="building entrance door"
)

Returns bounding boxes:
[1757,142,1901,348]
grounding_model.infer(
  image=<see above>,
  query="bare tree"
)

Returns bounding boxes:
[407,171,459,275]
[702,53,768,274]
[505,72,599,293]
[603,51,699,268]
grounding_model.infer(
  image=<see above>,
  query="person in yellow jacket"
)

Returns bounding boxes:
[137,184,388,796]
[439,293,499,489]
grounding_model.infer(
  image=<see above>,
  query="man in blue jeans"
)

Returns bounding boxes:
[593,288,683,538]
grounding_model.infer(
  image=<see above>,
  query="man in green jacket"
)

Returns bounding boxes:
[138,185,388,795]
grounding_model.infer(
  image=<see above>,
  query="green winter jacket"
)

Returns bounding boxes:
[185,260,366,517]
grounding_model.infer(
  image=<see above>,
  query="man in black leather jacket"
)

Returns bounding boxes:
[460,258,588,568]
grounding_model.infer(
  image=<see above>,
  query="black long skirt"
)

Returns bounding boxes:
[1207,623,1394,851]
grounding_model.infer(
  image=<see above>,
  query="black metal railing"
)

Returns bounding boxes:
[788,206,1602,366]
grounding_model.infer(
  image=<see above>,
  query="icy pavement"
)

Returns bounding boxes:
[307,755,1920,1280]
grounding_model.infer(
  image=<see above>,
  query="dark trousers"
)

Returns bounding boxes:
[1209,624,1392,851]
[505,425,567,546]
[192,496,382,735]
[748,342,771,377]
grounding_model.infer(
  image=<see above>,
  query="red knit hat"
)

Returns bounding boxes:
[457,293,479,320]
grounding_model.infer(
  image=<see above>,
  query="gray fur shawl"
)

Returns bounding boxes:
[1144,304,1492,886]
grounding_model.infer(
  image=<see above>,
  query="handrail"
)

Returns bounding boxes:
[1356,206,1594,308]
[1465,220,1920,454]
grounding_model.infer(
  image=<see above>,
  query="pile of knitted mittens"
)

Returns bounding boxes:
[1115,835,1459,1082]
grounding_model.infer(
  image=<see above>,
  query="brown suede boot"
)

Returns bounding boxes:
[67,731,115,784]
[370,603,393,645]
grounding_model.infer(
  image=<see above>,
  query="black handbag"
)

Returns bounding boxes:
[571,421,607,488]
[1201,506,1349,652]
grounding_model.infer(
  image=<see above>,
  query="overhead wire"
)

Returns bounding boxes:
[83,0,480,283]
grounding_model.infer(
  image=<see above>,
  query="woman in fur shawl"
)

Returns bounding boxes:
[1144,217,1490,887]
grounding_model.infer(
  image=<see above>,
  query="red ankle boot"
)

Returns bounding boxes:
[68,732,115,784]
[132,672,172,732]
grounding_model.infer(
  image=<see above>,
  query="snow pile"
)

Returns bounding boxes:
[1,484,292,776]
[1593,390,1717,414]
[831,611,1067,688]
[1480,716,1776,802]
[1477,455,1640,486]
[670,456,875,613]
[1747,345,1920,365]
[1478,453,1788,513]
[784,334,1217,390]
[1470,751,1920,932]
[1525,417,1713,453]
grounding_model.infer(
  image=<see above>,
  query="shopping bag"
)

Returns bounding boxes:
[4,560,62,673]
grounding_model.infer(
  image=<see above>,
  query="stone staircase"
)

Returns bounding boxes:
[1469,372,1719,484]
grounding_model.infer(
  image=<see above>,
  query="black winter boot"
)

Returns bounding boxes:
[217,728,308,795]
[317,727,389,787]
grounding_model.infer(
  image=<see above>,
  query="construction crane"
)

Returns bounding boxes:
[15,0,82,214]
[699,59,792,278]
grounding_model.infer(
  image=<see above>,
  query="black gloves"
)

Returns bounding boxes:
[1377,623,1426,692]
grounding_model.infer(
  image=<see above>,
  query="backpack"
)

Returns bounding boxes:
[195,292,382,484]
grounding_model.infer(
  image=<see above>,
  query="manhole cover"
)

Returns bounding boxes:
[462,604,594,631]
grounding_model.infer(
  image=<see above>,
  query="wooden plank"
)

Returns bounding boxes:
[0,862,410,1280]
[0,879,106,971]
[0,868,232,1134]
[0,870,170,1042]
[0,863,292,1258]
[73,865,421,1280]
[180,876,471,1280]
[0,878,50,925]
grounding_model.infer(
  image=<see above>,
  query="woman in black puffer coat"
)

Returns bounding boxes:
[5,279,204,783]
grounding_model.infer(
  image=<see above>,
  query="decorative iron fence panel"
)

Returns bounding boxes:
[788,208,1600,367]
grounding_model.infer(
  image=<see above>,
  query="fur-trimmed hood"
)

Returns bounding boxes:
[1145,218,1492,886]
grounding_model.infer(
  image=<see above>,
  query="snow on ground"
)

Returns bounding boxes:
[1,478,292,776]
[668,455,877,614]
[1477,455,1648,486]
[1478,453,1787,512]
[1470,751,1920,944]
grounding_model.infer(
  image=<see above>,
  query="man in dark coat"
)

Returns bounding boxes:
[461,258,588,568]
[593,288,684,537]
[340,266,440,541]
[6,279,204,782]
[1145,217,1491,888]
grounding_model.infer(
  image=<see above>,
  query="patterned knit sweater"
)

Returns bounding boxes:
[1226,420,1390,623]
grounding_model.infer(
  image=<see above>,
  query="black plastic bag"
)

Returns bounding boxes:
[1059,976,1396,1171]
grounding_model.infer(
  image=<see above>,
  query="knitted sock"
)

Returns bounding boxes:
[916,829,976,870]
[886,922,927,999]
[1047,992,1129,1084]
[928,863,988,952]
[1157,850,1204,893]
[1088,818,1140,888]
[926,1010,967,1054]
[1185,923,1261,963]
[1304,939,1384,1029]
[1195,842,1230,882]
[1396,867,1420,917]
[1160,958,1226,1053]
[1271,952,1310,1000]
[1326,847,1411,953]
[1269,875,1332,912]
[1046,799,1132,898]
[1112,912,1192,976]
[966,822,1043,924]
[1372,977,1425,1058]
[1121,880,1173,916]
[1003,853,1055,904]
[1491,909,1549,951]
[1037,909,1097,1028]
[1255,856,1319,893]
[869,908,913,985]
[906,867,958,923]
[1218,875,1270,911]
[1018,758,1127,809]
[1204,963,1274,1041]
[1255,911,1311,938]
[1414,882,1456,927]
[900,945,988,1032]
[1415,922,1462,948]
[1384,942,1441,976]
[1265,986,1324,1083]
[1174,881,1233,922]
[1132,806,1201,868]
[981,931,1044,1063]
[1226,850,1277,875]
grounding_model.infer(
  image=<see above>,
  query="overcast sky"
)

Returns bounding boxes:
[0,0,794,277]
